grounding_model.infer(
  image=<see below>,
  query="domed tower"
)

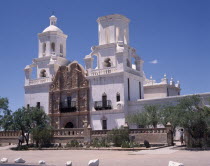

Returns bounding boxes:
[84,14,144,130]
[24,15,69,113]
[38,15,67,58]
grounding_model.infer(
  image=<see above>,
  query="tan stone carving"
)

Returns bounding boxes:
[49,62,89,128]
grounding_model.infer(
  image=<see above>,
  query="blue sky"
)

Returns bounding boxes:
[0,0,210,111]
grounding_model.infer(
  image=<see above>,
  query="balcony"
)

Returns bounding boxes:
[90,67,117,76]
[94,100,112,110]
[29,77,52,86]
[60,101,77,113]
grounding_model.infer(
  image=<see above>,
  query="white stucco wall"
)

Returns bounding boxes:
[98,14,129,45]
[144,86,167,99]
[24,83,50,114]
[90,111,125,130]
[89,74,125,112]
[144,84,180,99]
[124,72,144,102]
[168,86,180,96]
[128,92,210,115]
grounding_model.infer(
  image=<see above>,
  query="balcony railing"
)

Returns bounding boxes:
[90,67,117,76]
[60,101,77,113]
[29,77,52,86]
[94,100,112,110]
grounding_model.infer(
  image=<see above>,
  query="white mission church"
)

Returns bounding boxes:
[24,14,210,131]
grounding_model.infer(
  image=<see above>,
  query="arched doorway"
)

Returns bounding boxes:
[65,122,74,128]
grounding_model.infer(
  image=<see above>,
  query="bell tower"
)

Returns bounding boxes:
[24,15,69,114]
[97,14,129,45]
[84,14,144,130]
[38,15,67,58]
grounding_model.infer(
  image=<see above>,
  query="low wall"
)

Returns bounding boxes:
[91,128,169,145]
[0,131,21,145]
[53,129,84,143]
[0,127,172,146]
[129,128,168,144]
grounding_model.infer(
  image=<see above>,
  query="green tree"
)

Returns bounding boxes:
[127,105,161,128]
[159,104,181,133]
[0,97,13,129]
[4,107,52,147]
[0,97,9,113]
[176,95,210,147]
[107,127,129,147]
[126,111,148,128]
[144,105,161,128]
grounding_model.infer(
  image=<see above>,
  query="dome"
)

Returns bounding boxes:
[42,15,63,33]
[43,25,63,33]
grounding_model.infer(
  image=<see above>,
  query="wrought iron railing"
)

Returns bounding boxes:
[94,100,112,110]
[60,101,77,113]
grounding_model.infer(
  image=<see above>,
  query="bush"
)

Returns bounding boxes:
[91,138,100,147]
[107,128,129,147]
[144,140,150,148]
[32,127,53,147]
[66,139,80,147]
[11,145,28,151]
[121,141,132,148]
[91,137,109,147]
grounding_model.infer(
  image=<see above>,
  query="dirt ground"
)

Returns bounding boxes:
[0,145,210,166]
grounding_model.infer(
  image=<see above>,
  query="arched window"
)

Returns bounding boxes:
[102,93,107,108]
[127,59,131,67]
[65,122,74,128]
[104,58,111,67]
[51,42,55,52]
[42,43,46,54]
[101,116,107,130]
[116,93,120,102]
[102,119,107,130]
[40,69,47,77]
[60,44,63,54]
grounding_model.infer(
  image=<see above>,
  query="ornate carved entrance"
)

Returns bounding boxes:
[65,122,74,128]
[49,61,90,129]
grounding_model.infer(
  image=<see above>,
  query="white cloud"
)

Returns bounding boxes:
[149,59,158,64]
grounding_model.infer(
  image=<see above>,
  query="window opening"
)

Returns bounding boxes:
[102,120,107,130]
[104,58,111,67]
[116,93,120,102]
[102,93,107,108]
[51,42,55,52]
[128,78,130,101]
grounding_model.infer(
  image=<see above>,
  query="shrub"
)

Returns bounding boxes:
[91,138,100,147]
[121,141,132,148]
[107,128,129,147]
[91,137,109,147]
[11,145,28,151]
[144,140,150,148]
[66,139,80,147]
[32,127,53,147]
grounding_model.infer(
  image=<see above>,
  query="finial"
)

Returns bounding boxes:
[170,77,174,85]
[164,73,167,78]
[52,11,55,16]
[50,15,57,26]
[150,75,153,80]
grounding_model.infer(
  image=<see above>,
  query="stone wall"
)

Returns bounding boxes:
[52,128,84,143]
[0,131,21,145]
[129,128,168,144]
[0,126,172,146]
